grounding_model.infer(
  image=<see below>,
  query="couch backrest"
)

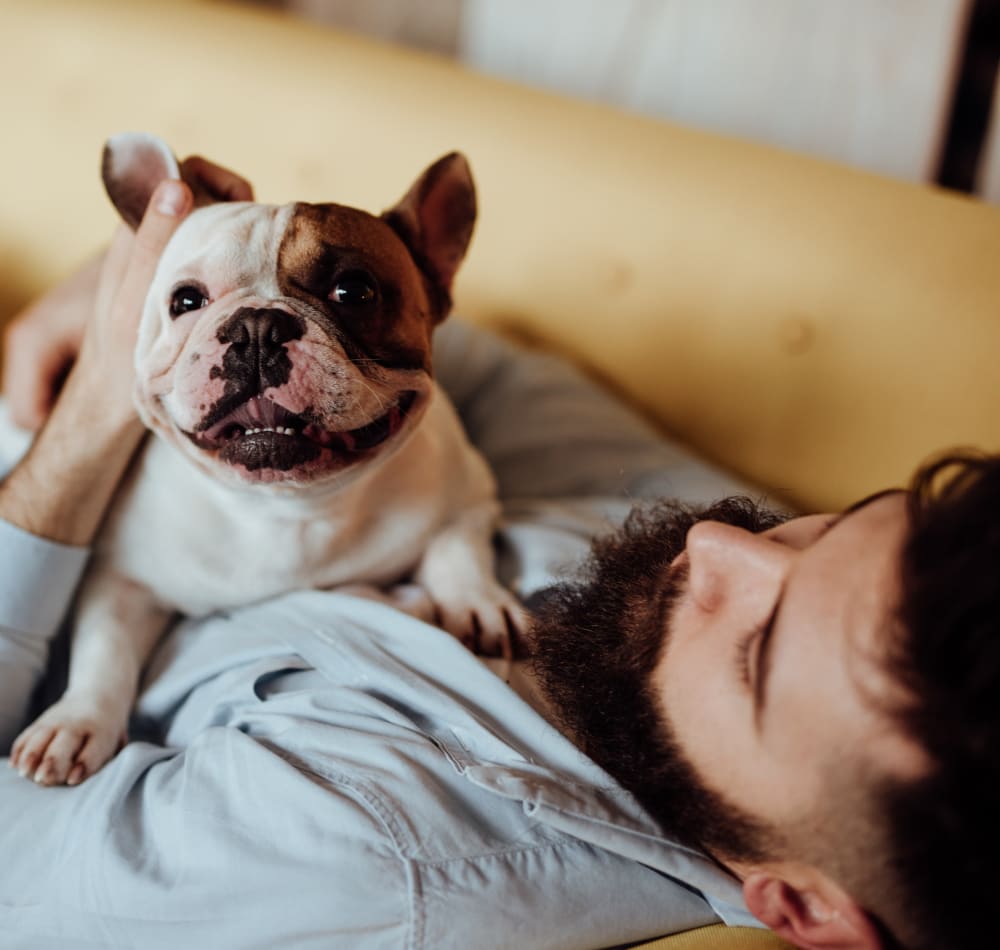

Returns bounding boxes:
[2,0,999,511]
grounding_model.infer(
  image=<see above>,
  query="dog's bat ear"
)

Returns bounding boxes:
[178,155,255,204]
[382,153,477,296]
[102,132,182,230]
[103,134,254,229]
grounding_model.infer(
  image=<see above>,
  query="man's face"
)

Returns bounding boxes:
[655,491,923,844]
[531,490,924,866]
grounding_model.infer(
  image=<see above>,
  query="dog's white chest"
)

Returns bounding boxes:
[100,387,495,616]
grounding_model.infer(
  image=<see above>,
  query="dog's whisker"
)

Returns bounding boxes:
[353,379,390,415]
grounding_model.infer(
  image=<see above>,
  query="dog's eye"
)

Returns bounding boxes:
[330,272,377,307]
[170,285,210,318]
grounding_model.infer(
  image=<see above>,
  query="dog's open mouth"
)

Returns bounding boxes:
[187,391,418,472]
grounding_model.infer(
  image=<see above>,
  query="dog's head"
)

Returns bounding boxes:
[103,132,476,491]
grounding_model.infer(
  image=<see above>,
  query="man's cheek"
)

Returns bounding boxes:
[660,634,753,785]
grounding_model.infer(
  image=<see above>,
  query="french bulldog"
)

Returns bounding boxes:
[10,133,525,786]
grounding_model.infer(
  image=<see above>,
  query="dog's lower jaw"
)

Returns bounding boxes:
[178,389,424,485]
[220,429,322,472]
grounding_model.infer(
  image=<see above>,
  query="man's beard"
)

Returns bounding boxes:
[528,496,788,865]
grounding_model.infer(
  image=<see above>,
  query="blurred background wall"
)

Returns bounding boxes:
[249,0,1000,202]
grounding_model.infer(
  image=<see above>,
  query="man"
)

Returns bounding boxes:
[0,170,993,950]
[530,467,998,950]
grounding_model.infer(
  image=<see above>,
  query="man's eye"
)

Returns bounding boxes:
[170,285,210,318]
[330,271,378,307]
[735,626,761,688]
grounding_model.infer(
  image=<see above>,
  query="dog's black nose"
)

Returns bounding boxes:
[216,308,305,391]
[218,308,304,350]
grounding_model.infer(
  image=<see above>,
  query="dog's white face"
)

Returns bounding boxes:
[135,201,436,490]
[106,134,477,492]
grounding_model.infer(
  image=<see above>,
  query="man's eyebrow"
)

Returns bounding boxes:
[752,487,906,729]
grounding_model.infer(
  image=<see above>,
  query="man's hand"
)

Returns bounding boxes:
[2,255,98,430]
[0,179,193,546]
[1,155,252,430]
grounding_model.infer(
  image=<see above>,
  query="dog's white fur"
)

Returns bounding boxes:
[10,136,522,785]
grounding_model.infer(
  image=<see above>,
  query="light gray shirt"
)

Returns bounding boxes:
[0,320,761,948]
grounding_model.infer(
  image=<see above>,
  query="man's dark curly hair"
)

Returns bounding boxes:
[874,453,1000,950]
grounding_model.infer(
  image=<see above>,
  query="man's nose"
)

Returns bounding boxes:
[684,521,794,616]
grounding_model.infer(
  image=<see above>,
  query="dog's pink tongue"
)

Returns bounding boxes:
[213,396,287,433]
[242,396,285,427]
[246,397,264,423]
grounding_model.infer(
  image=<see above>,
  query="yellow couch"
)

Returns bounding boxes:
[3,1,1000,946]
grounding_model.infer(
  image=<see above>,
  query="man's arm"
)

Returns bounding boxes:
[0,180,192,750]
[0,180,193,544]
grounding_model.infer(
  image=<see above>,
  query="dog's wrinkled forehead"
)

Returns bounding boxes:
[154,201,287,294]
[278,201,419,288]
[152,200,434,370]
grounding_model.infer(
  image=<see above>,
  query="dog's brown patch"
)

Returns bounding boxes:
[276,203,436,374]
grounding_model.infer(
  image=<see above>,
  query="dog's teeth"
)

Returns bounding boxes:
[236,425,297,437]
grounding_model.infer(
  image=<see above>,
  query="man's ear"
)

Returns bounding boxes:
[742,865,884,950]
[381,152,477,308]
[102,132,182,230]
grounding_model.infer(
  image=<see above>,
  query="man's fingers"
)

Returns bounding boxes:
[93,225,137,317]
[180,155,254,202]
[2,321,46,429]
[2,325,74,430]
[1,251,103,429]
[114,181,192,313]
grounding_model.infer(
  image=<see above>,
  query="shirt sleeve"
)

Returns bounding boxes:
[0,518,89,751]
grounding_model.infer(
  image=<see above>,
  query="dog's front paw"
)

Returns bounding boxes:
[10,694,126,786]
[427,579,530,660]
